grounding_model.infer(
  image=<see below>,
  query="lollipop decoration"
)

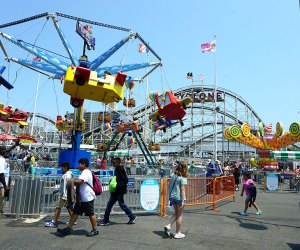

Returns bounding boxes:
[224,121,300,171]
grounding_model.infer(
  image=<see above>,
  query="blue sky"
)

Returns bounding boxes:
[0,1,300,132]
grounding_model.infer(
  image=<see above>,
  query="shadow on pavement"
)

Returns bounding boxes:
[287,243,300,250]
[153,230,171,239]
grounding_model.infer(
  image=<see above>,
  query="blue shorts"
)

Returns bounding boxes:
[245,194,251,201]
[169,198,182,206]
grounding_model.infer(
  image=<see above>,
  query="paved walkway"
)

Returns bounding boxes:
[1,190,300,250]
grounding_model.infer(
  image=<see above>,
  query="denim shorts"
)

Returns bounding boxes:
[169,198,182,206]
[245,194,251,201]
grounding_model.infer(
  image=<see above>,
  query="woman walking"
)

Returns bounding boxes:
[164,161,188,239]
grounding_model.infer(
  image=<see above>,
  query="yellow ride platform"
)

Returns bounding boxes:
[63,66,127,104]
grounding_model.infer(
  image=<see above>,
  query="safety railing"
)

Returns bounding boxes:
[1,174,161,218]
[252,171,300,192]
[160,176,235,217]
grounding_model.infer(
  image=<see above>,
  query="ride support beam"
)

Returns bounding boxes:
[0,12,49,29]
[55,12,131,32]
[50,14,78,66]
[89,34,134,71]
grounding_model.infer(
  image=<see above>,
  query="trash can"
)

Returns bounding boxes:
[11,177,44,216]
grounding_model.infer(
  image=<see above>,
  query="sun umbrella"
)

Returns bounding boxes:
[0,134,18,141]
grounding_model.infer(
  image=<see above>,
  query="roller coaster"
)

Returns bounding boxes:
[0,85,264,160]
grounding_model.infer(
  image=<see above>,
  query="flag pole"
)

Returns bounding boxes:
[213,35,218,162]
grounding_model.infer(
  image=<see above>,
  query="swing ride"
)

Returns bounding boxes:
[0,103,29,127]
[0,12,163,167]
[149,90,193,128]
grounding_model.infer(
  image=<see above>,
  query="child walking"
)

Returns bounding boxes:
[45,162,75,227]
[164,161,188,239]
[240,171,262,216]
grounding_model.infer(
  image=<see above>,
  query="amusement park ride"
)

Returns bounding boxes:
[0,12,193,167]
[0,103,29,127]
[149,90,193,132]
[224,122,300,170]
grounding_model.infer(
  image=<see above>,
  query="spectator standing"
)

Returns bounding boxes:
[233,167,240,191]
[45,162,75,227]
[96,156,101,169]
[206,160,216,177]
[125,157,131,175]
[240,171,262,216]
[100,158,107,170]
[164,161,188,239]
[0,155,10,213]
[99,157,137,226]
[189,161,195,176]
[215,160,223,176]
[57,158,99,237]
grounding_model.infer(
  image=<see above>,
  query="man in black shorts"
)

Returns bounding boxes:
[57,158,98,237]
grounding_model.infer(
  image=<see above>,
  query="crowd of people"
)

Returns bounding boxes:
[0,143,267,239]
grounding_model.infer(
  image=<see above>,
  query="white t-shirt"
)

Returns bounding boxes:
[0,157,9,188]
[60,170,73,199]
[0,156,5,174]
[79,169,95,202]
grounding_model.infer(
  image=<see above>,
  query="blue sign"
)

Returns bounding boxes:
[266,173,278,191]
[140,179,159,211]
[127,178,135,188]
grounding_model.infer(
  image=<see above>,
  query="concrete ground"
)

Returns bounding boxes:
[0,190,300,250]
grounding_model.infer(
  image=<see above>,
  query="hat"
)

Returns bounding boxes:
[216,160,220,164]
[8,104,12,108]
[208,159,211,163]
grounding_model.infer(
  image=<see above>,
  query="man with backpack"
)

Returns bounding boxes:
[57,158,99,237]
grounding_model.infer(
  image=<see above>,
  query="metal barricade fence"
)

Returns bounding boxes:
[1,174,161,218]
[252,171,299,192]
[160,176,235,217]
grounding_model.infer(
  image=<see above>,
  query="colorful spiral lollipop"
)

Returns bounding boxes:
[275,122,283,137]
[223,127,233,140]
[229,125,241,139]
[241,123,251,137]
[289,122,300,137]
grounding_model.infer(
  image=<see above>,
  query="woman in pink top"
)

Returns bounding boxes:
[240,171,262,216]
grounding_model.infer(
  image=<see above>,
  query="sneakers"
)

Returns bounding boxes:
[235,188,239,191]
[239,212,247,216]
[174,232,185,239]
[66,221,77,225]
[56,227,71,236]
[164,225,171,237]
[128,215,137,224]
[86,229,99,237]
[255,210,262,215]
[98,219,110,226]
[45,221,57,228]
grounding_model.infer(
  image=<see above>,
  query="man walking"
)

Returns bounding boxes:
[57,158,98,237]
[99,157,137,226]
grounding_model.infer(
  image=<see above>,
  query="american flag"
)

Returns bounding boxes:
[201,40,216,53]
[138,43,149,53]
[264,123,272,134]
[186,72,193,79]
[198,73,204,81]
